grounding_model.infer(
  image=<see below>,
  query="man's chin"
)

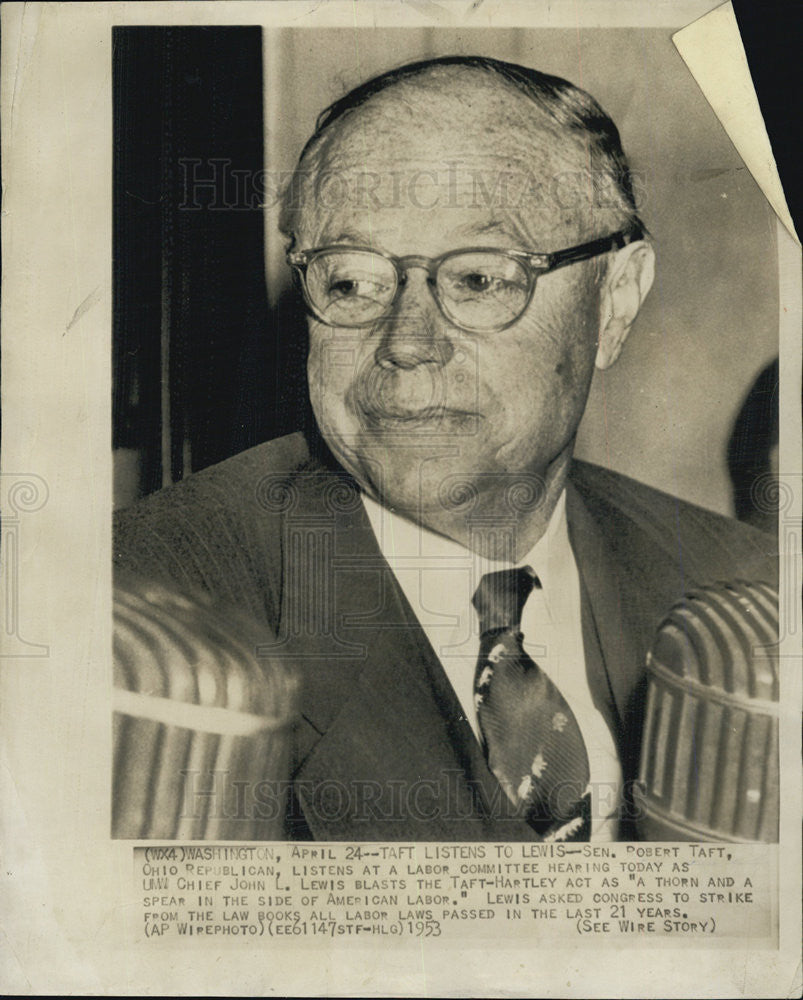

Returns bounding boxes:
[353,460,502,524]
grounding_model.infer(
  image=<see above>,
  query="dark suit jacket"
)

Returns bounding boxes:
[113,432,777,840]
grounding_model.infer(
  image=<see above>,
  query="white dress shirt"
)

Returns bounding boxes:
[361,489,623,840]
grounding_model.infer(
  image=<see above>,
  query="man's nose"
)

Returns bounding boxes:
[373,269,455,370]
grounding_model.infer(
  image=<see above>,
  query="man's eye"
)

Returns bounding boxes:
[460,272,497,293]
[454,271,520,296]
[327,277,385,299]
[329,278,358,296]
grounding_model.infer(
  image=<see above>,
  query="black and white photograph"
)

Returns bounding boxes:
[1,1,800,996]
[111,25,781,844]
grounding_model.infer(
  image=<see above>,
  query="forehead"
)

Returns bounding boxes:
[295,73,592,250]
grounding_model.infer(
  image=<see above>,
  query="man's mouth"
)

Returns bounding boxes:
[357,403,479,428]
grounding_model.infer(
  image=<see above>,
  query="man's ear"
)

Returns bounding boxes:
[596,240,655,370]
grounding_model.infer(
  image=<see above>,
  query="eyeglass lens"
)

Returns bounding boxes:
[304,249,532,331]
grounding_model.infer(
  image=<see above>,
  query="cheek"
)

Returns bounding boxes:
[306,327,357,418]
[305,339,327,416]
[480,277,599,437]
[482,325,593,412]
[525,273,600,390]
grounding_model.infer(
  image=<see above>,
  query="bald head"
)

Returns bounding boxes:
[280,56,642,246]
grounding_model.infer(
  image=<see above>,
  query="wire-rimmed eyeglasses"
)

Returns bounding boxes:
[287,225,643,334]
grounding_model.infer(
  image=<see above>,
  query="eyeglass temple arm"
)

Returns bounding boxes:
[545,226,644,271]
[288,228,645,271]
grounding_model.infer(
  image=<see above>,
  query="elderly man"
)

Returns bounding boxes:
[114,56,776,842]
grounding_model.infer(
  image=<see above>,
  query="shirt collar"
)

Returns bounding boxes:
[360,488,572,596]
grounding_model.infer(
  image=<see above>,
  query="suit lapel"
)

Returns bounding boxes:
[293,609,491,840]
[566,479,644,731]
[565,472,690,786]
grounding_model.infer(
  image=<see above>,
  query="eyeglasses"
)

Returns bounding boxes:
[287,226,642,334]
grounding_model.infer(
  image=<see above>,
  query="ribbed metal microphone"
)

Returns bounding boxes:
[112,576,298,840]
[634,580,779,842]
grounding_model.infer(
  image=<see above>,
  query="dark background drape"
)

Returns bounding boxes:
[112,26,308,502]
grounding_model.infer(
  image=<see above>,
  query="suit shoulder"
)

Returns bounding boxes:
[113,432,311,623]
[569,459,777,586]
[115,432,310,524]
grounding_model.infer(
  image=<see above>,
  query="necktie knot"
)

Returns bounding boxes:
[472,566,539,635]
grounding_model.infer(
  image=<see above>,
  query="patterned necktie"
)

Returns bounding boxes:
[472,566,591,842]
